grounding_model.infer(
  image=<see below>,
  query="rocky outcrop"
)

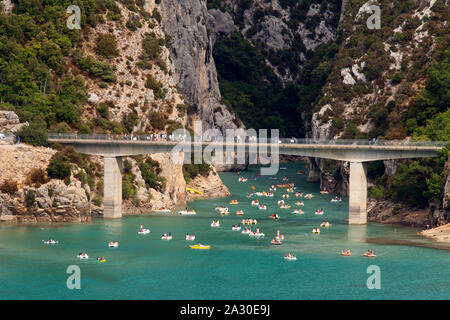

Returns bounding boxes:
[320,163,349,196]
[367,199,430,227]
[186,166,230,202]
[159,0,242,133]
[78,1,186,133]
[220,0,342,81]
[0,0,14,14]
[206,9,236,44]
[0,144,56,187]
[419,223,450,243]
[0,110,27,133]
[0,179,91,224]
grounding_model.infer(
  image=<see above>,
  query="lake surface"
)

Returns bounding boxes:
[1,163,449,299]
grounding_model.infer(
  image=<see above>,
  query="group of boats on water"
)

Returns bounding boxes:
[41,167,376,261]
[340,249,376,257]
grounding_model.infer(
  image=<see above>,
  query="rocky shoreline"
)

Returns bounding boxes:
[419,224,450,244]
[0,143,230,224]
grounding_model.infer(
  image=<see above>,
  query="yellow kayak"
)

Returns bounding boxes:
[189,244,211,250]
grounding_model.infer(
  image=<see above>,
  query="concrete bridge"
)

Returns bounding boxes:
[48,134,445,225]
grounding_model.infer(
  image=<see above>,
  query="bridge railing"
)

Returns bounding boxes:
[47,133,448,147]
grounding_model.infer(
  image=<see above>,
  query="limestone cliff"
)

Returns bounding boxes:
[185,166,231,202]
[307,0,449,205]
[159,0,242,133]
[0,144,90,223]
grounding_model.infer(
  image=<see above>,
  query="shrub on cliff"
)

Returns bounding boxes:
[122,175,136,199]
[26,168,48,187]
[95,34,119,59]
[17,115,48,147]
[0,179,18,194]
[92,194,103,206]
[139,158,165,192]
[25,190,36,207]
[46,155,72,180]
[149,111,167,130]
[145,75,166,100]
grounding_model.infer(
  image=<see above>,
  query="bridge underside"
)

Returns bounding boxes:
[50,139,441,224]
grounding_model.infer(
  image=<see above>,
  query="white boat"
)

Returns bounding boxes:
[179,210,196,215]
[108,241,119,248]
[241,228,251,234]
[235,210,244,215]
[258,205,267,210]
[284,254,297,261]
[161,234,172,240]
[43,239,58,245]
[249,228,264,238]
[211,221,220,227]
[232,225,241,231]
[249,231,265,238]
[138,228,150,235]
[315,209,324,215]
[331,198,342,203]
[185,234,196,241]
[238,177,248,182]
[251,200,259,206]
[292,209,304,215]
[77,253,89,259]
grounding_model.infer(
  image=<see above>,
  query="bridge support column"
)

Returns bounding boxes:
[349,162,367,225]
[103,156,123,219]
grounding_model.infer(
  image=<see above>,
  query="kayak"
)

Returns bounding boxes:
[189,244,211,250]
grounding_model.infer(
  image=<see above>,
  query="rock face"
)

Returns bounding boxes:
[220,0,342,81]
[320,163,349,196]
[206,9,236,44]
[0,144,56,187]
[0,180,91,224]
[367,199,430,227]
[0,110,27,133]
[148,152,186,206]
[186,167,230,202]
[159,0,242,133]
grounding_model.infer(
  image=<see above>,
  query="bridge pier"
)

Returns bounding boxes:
[103,156,123,219]
[348,162,367,225]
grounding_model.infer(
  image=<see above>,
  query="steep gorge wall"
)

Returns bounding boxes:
[159,0,242,133]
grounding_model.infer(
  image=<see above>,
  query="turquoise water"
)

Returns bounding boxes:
[0,163,449,300]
